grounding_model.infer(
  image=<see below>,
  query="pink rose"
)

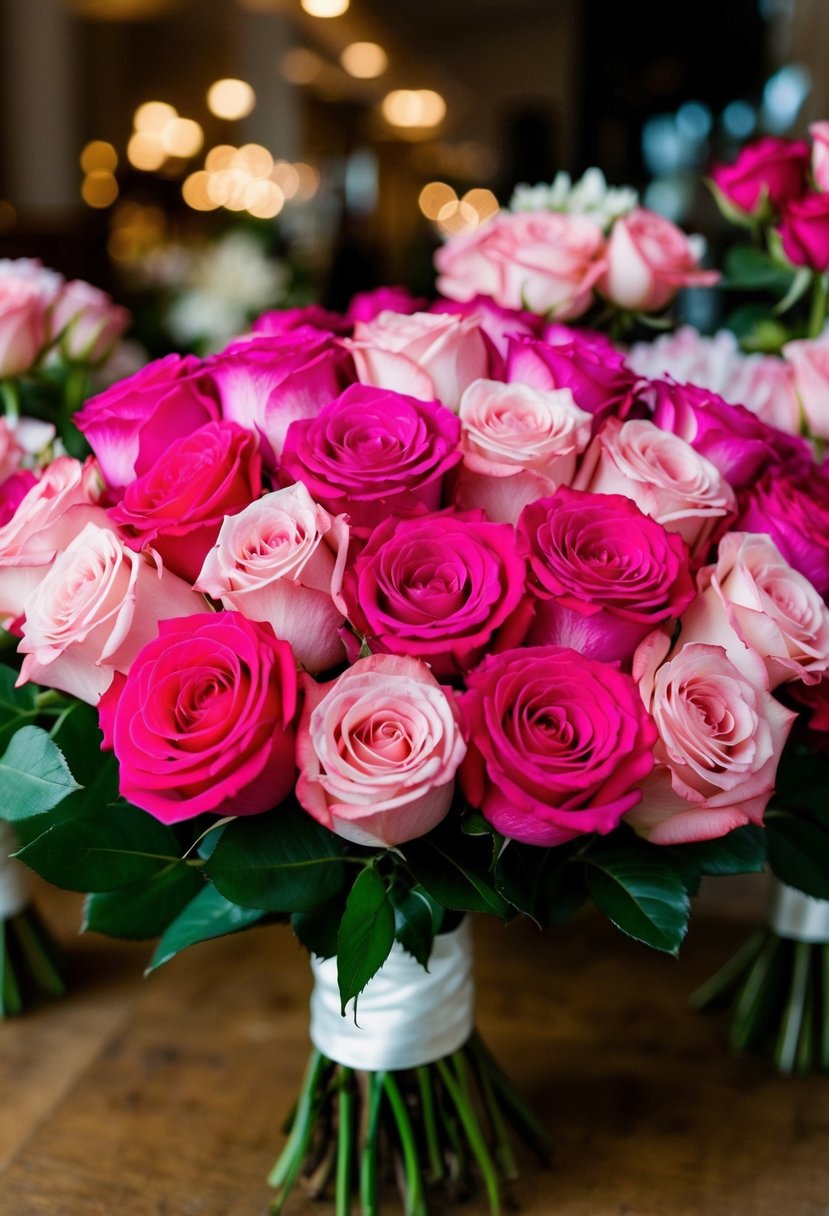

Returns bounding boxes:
[452,378,592,523]
[679,532,829,690]
[49,280,130,365]
[17,521,207,704]
[783,331,829,440]
[599,208,718,313]
[195,482,349,674]
[74,354,220,490]
[251,304,350,337]
[347,310,492,412]
[98,612,298,824]
[506,332,639,421]
[0,277,48,377]
[459,645,657,846]
[280,384,461,538]
[0,470,37,528]
[0,418,24,486]
[575,417,735,559]
[811,122,829,193]
[779,192,829,271]
[342,510,528,677]
[431,296,542,360]
[711,137,809,214]
[346,287,427,325]
[296,653,466,847]
[628,637,796,844]
[517,487,695,665]
[738,465,829,597]
[435,210,606,319]
[109,420,262,583]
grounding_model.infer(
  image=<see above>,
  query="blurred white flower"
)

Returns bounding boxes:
[509,168,638,231]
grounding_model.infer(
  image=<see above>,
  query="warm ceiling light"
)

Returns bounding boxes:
[418,180,456,220]
[340,42,387,79]
[271,161,300,198]
[244,180,285,219]
[280,48,323,85]
[462,187,499,222]
[127,131,166,171]
[161,117,204,158]
[382,89,446,129]
[81,171,119,208]
[233,144,274,179]
[205,145,237,172]
[416,90,447,127]
[133,101,177,134]
[182,171,219,212]
[301,0,349,16]
[293,162,320,200]
[80,141,118,174]
[207,78,256,121]
[437,198,478,236]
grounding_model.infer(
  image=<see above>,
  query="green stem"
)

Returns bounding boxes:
[728,935,780,1053]
[690,930,765,1011]
[468,1033,552,1164]
[822,945,829,1072]
[437,1056,501,1216]
[0,922,23,1018]
[336,1071,353,1216]
[775,940,812,1075]
[808,272,828,338]
[468,1044,519,1180]
[269,1049,327,1192]
[10,909,65,997]
[359,1071,384,1216]
[382,1072,427,1216]
[416,1065,444,1184]
[64,364,89,415]
[0,380,20,423]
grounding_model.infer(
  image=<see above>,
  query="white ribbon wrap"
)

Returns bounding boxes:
[0,822,31,919]
[310,918,475,1070]
[769,878,829,943]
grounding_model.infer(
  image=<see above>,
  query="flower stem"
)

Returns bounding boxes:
[809,272,828,338]
[0,379,20,423]
[690,930,765,1011]
[0,922,23,1017]
[382,1072,427,1216]
[336,1071,354,1216]
[728,934,780,1053]
[269,1048,326,1198]
[775,940,812,1075]
[359,1070,384,1216]
[416,1065,444,1184]
[437,1056,501,1216]
[468,1033,552,1164]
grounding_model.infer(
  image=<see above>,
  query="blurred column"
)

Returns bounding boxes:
[1,0,79,218]
[772,0,829,128]
[240,9,300,161]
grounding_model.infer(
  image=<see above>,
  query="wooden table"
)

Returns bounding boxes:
[1,876,827,1215]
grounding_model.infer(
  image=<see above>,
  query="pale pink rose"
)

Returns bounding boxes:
[452,379,592,523]
[627,635,796,844]
[782,331,829,440]
[17,521,208,704]
[811,121,829,193]
[679,532,829,689]
[599,209,718,313]
[575,417,736,558]
[50,280,130,365]
[0,278,48,377]
[347,310,491,412]
[195,482,349,674]
[0,456,104,622]
[0,419,24,485]
[435,210,606,319]
[296,652,466,847]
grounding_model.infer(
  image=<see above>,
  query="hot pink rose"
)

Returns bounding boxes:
[195,482,349,674]
[811,122,829,193]
[0,277,48,377]
[346,287,427,325]
[342,510,528,677]
[98,612,298,824]
[0,418,24,486]
[779,192,829,270]
[574,417,736,559]
[280,384,461,537]
[0,471,37,528]
[738,465,829,598]
[431,296,541,360]
[251,304,350,337]
[679,532,829,690]
[347,310,492,412]
[518,487,695,665]
[505,333,639,421]
[17,521,207,704]
[296,653,466,847]
[459,645,657,846]
[452,379,592,523]
[711,137,809,214]
[109,420,262,583]
[74,354,220,490]
[599,208,718,313]
[49,280,130,365]
[435,210,606,319]
[783,331,829,440]
[628,636,796,844]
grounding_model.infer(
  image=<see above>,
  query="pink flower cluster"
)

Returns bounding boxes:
[6,294,828,854]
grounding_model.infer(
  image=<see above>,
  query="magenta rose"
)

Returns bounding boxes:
[811,122,829,193]
[459,645,657,846]
[517,487,695,665]
[346,286,427,325]
[711,137,809,215]
[74,354,220,490]
[251,304,350,336]
[599,209,718,313]
[342,510,528,676]
[0,470,37,528]
[505,333,639,421]
[432,295,542,360]
[779,192,829,271]
[109,420,262,582]
[737,465,829,597]
[280,384,461,537]
[98,612,298,824]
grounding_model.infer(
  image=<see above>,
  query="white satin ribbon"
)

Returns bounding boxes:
[0,822,31,919]
[310,918,475,1070]
[769,878,829,943]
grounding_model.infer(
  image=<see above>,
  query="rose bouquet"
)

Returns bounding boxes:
[1,191,827,1214]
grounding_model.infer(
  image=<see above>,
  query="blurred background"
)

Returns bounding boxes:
[1,0,826,351]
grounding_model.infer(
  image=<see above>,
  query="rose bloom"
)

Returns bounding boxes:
[811,121,829,192]
[0,418,24,486]
[0,276,48,378]
[280,384,461,537]
[738,465,829,598]
[452,378,592,523]
[296,653,466,847]
[109,420,262,583]
[17,521,207,704]
[346,309,492,413]
[49,280,130,365]
[505,332,640,422]
[346,286,427,325]
[628,637,796,845]
[98,612,298,824]
[779,192,829,271]
[0,470,37,528]
[679,532,829,690]
[342,510,528,677]
[435,210,606,319]
[251,304,350,337]
[574,417,736,559]
[783,331,829,440]
[196,482,349,674]
[459,645,657,846]
[711,136,809,214]
[518,487,695,665]
[599,208,718,313]
[74,354,220,490]
[432,295,541,361]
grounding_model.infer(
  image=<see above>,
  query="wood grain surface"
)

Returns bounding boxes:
[1,876,827,1216]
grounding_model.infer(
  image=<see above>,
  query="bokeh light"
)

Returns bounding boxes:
[340,42,387,79]
[301,0,349,16]
[207,78,256,120]
[81,171,119,208]
[80,140,118,174]
[382,89,446,129]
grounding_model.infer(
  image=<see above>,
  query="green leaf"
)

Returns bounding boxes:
[49,701,107,788]
[147,883,266,972]
[541,859,589,927]
[390,883,439,967]
[724,304,790,354]
[403,834,510,918]
[83,863,203,940]
[15,802,181,891]
[670,825,767,893]
[291,896,344,960]
[205,802,345,913]
[723,244,796,294]
[773,266,813,315]
[0,667,37,741]
[584,845,689,955]
[495,842,552,920]
[0,725,81,820]
[336,867,395,1015]
[766,809,829,900]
